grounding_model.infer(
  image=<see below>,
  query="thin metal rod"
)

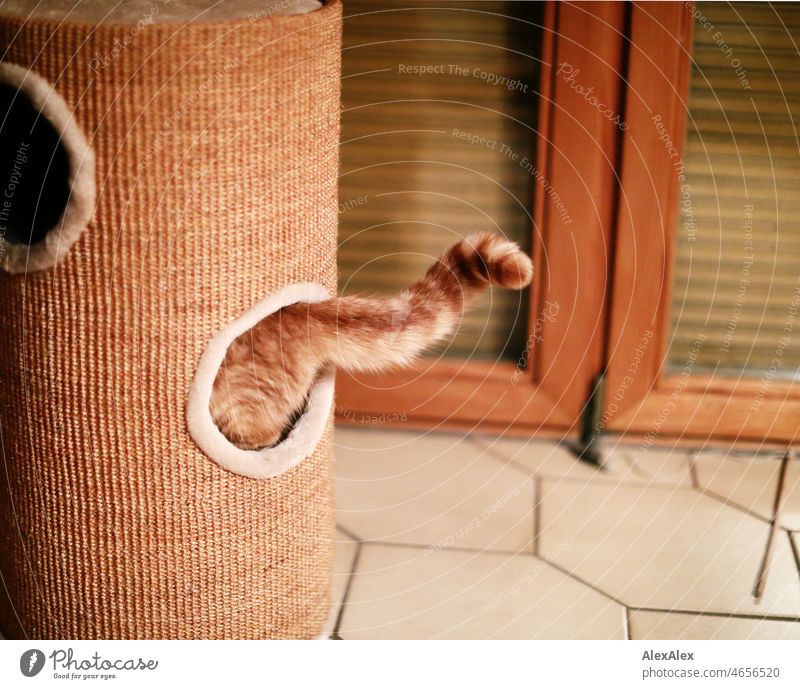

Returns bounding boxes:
[752,449,792,600]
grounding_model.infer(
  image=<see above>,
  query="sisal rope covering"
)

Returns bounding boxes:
[0,0,341,639]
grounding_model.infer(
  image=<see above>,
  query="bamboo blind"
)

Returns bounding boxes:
[669,1,800,375]
[337,1,543,360]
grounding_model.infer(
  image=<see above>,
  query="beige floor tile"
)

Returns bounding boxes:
[629,609,800,640]
[334,427,535,552]
[694,450,800,530]
[471,434,599,480]
[538,481,800,616]
[332,529,359,614]
[599,443,693,486]
[338,543,625,639]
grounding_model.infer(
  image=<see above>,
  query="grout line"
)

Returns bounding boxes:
[533,475,542,558]
[688,451,700,489]
[787,531,800,580]
[331,541,362,640]
[541,558,627,606]
[475,437,606,479]
[475,438,544,476]
[335,524,361,543]
[544,475,697,491]
[458,442,696,491]
[694,486,773,527]
[448,437,707,491]
[469,434,585,467]
[629,606,800,624]
[345,535,630,608]
[600,436,787,459]
[357,539,530,557]
[623,607,632,641]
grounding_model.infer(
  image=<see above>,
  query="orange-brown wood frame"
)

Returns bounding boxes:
[335,1,629,438]
[603,2,800,445]
[336,0,800,446]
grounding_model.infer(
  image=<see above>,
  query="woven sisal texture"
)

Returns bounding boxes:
[0,1,341,639]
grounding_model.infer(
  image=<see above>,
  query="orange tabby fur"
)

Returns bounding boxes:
[210,231,533,449]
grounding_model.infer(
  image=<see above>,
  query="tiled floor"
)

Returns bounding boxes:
[331,426,800,639]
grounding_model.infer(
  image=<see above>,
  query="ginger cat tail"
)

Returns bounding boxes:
[210,231,533,449]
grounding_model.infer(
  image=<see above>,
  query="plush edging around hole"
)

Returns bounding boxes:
[0,62,96,274]
[187,282,335,480]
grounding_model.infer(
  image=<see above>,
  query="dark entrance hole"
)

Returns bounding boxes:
[0,82,71,247]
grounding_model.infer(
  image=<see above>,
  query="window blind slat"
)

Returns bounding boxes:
[338,1,542,361]
[669,2,800,375]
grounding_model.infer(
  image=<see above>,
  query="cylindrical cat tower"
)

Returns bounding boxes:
[0,0,341,639]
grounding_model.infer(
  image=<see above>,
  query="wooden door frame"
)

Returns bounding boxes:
[335,1,630,438]
[603,2,800,445]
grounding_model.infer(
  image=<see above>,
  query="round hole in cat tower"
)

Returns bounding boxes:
[0,63,95,274]
[187,282,335,479]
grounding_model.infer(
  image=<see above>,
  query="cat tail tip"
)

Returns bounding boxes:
[463,231,534,290]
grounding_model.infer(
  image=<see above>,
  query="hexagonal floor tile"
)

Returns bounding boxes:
[338,543,625,639]
[334,427,535,552]
[694,450,800,530]
[538,480,800,616]
[629,610,800,640]
[598,441,693,486]
[471,433,598,480]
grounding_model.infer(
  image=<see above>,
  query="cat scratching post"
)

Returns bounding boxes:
[0,0,341,639]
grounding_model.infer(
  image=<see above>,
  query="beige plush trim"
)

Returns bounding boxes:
[187,282,335,480]
[0,62,95,274]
